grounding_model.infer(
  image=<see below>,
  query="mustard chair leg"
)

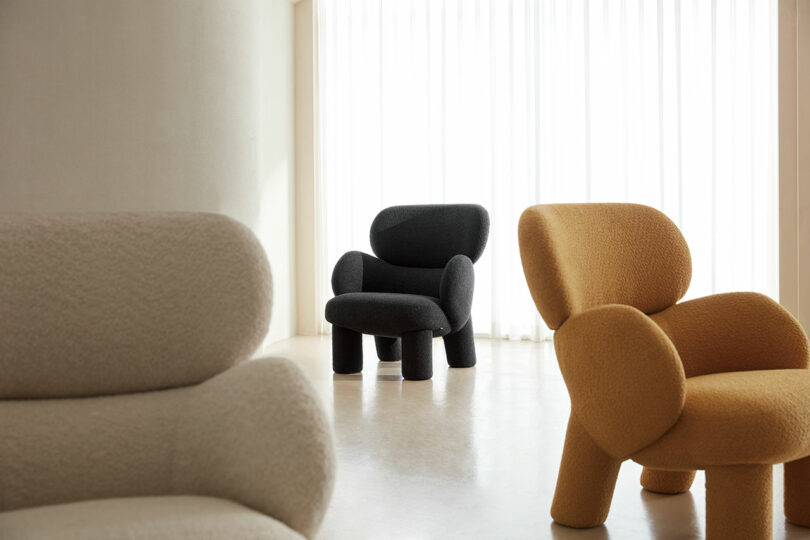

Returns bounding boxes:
[706,464,772,540]
[551,415,621,528]
[640,468,696,494]
[785,455,810,527]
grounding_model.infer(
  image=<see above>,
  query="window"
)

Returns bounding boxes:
[317,0,778,340]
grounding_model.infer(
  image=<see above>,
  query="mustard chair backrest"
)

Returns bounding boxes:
[518,203,691,330]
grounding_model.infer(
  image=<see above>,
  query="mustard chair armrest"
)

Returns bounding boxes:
[177,358,336,539]
[650,292,810,377]
[554,305,686,459]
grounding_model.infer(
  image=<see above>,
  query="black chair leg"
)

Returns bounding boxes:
[443,319,476,368]
[375,336,401,361]
[401,330,433,380]
[333,325,363,374]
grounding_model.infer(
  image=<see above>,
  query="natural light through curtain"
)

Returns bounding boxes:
[317,0,778,341]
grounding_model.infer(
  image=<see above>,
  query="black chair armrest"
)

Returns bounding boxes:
[331,251,365,295]
[440,254,475,331]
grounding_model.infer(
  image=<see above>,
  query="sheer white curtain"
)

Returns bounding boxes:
[316,0,778,340]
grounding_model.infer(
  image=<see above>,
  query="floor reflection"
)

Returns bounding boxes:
[332,358,478,480]
[550,522,612,540]
[640,487,702,539]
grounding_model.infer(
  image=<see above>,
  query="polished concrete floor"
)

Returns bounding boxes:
[265,336,810,540]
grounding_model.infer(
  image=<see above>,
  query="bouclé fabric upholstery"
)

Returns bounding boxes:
[0,213,335,540]
[326,292,449,336]
[553,304,686,459]
[0,212,272,399]
[518,203,691,330]
[0,496,306,540]
[326,204,489,380]
[369,204,489,268]
[518,203,810,540]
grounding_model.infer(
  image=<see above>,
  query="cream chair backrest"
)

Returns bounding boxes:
[0,212,272,399]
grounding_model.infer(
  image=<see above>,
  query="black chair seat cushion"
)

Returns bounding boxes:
[325,292,451,338]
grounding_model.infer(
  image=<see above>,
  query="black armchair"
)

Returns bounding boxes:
[325,204,490,380]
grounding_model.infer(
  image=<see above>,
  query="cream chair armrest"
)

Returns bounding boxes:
[176,357,336,540]
[651,292,810,377]
[554,304,686,459]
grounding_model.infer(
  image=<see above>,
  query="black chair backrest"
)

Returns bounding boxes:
[370,204,490,269]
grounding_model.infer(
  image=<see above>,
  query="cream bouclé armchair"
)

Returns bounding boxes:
[519,203,810,540]
[0,213,335,539]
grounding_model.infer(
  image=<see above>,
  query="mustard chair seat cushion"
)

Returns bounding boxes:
[0,496,305,540]
[633,369,810,469]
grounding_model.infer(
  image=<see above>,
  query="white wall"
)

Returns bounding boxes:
[0,0,295,343]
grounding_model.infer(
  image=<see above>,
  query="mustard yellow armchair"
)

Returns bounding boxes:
[518,203,810,539]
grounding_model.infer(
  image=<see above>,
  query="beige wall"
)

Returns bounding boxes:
[780,0,810,330]
[799,0,810,330]
[0,0,296,344]
[294,0,321,335]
